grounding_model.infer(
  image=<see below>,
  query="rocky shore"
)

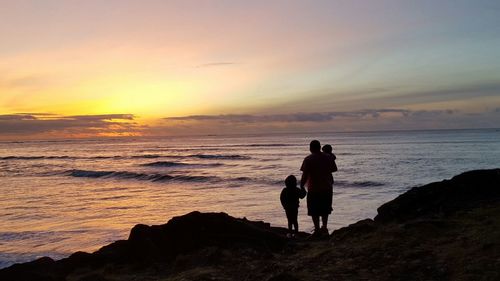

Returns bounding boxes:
[1,169,499,281]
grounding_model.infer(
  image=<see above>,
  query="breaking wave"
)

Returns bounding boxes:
[0,156,73,160]
[66,169,217,183]
[1,154,249,161]
[142,161,223,168]
[189,154,250,160]
[335,180,386,188]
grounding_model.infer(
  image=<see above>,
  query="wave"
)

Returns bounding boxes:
[0,230,86,241]
[0,156,73,160]
[1,153,250,161]
[66,169,216,183]
[226,143,294,147]
[92,156,123,159]
[189,154,251,160]
[142,161,223,168]
[130,154,162,159]
[1,154,166,161]
[335,180,385,188]
[95,154,167,159]
[142,161,190,167]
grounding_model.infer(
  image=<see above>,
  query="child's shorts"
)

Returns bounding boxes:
[285,208,298,221]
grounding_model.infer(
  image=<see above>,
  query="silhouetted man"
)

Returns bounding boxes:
[300,140,336,236]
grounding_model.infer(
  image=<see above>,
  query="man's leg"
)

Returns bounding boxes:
[321,215,329,229]
[312,215,320,231]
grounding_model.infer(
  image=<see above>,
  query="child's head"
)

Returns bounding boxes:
[322,144,333,154]
[285,175,297,188]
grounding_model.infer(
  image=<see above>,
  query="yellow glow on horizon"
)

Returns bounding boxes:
[63,74,204,118]
[1,69,207,120]
[0,41,263,121]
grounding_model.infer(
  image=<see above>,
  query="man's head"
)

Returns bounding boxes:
[310,140,321,153]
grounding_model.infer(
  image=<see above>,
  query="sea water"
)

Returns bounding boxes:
[1,129,499,268]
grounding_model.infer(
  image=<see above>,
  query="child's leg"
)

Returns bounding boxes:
[285,209,293,232]
[291,209,299,233]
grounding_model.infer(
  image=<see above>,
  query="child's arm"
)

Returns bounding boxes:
[298,186,307,199]
[331,154,338,173]
[280,189,287,208]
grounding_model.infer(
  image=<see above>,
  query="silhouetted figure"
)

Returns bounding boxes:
[322,144,338,173]
[301,140,337,237]
[280,175,307,237]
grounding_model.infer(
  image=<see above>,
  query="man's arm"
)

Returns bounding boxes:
[300,158,308,188]
[300,172,308,189]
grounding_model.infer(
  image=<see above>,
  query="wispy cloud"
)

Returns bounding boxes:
[269,82,500,114]
[196,62,240,68]
[0,74,51,90]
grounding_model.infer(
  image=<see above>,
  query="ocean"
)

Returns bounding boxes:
[1,129,499,268]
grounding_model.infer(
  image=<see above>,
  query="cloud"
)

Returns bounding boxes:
[385,83,500,106]
[163,109,456,123]
[155,108,500,135]
[196,62,240,68]
[0,74,51,90]
[156,105,499,137]
[0,113,142,139]
[269,82,500,114]
[2,108,496,140]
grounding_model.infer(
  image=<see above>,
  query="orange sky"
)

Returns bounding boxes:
[1,1,500,139]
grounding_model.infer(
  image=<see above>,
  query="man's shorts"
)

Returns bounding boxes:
[307,191,333,216]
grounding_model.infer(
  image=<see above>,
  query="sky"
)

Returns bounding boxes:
[1,0,500,139]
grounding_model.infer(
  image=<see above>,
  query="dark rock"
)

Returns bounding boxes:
[375,169,500,222]
[119,211,285,262]
[76,273,111,281]
[0,212,286,280]
[267,272,302,281]
[331,219,377,241]
[0,257,59,281]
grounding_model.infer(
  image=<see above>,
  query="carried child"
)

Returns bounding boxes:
[322,144,338,173]
[280,175,307,237]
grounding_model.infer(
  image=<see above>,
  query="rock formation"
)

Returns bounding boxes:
[1,169,499,281]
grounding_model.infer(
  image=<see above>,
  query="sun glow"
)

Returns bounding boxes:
[69,75,202,117]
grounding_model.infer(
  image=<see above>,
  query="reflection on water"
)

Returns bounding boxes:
[1,129,499,268]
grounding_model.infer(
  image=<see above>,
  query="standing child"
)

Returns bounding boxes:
[280,175,307,237]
